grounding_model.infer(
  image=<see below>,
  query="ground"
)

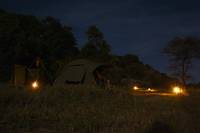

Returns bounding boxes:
[0,85,200,133]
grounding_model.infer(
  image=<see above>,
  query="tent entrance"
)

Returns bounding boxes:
[63,65,86,84]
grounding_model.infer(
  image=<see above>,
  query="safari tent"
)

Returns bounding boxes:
[54,59,107,86]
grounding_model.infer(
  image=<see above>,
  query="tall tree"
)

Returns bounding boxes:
[81,25,111,58]
[164,37,200,87]
[41,16,79,61]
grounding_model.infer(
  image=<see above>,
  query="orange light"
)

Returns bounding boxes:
[173,86,183,94]
[133,86,139,90]
[147,88,156,92]
[32,81,39,89]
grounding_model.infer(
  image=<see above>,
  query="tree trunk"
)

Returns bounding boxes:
[181,58,187,89]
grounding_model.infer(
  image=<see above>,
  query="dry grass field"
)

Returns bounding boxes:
[0,84,200,133]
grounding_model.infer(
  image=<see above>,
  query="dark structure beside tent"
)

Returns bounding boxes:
[13,64,40,87]
[12,57,53,87]
[54,59,108,87]
[14,65,26,86]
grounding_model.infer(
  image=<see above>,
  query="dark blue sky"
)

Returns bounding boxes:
[0,0,200,82]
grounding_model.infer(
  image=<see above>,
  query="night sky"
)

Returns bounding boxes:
[0,0,200,82]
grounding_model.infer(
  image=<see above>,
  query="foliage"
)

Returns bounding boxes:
[0,10,79,81]
[0,10,176,88]
[102,54,175,89]
[81,25,111,58]
[164,37,200,87]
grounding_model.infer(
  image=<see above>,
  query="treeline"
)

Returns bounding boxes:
[0,9,79,81]
[0,9,175,88]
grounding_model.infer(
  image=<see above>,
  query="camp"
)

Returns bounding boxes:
[54,59,107,87]
[13,57,47,87]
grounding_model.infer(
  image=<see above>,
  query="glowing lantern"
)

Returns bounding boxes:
[147,88,156,92]
[32,81,39,89]
[173,86,183,94]
[133,86,139,90]
[147,88,151,91]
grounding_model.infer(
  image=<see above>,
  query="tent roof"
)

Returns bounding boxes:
[67,59,102,66]
[54,59,105,85]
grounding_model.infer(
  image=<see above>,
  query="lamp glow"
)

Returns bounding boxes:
[32,81,39,89]
[147,88,156,92]
[133,86,139,90]
[173,86,183,94]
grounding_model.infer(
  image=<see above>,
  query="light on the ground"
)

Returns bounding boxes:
[32,81,39,90]
[133,86,139,90]
[147,88,156,92]
[173,86,183,94]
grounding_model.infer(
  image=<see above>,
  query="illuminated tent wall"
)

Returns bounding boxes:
[14,64,39,86]
[54,59,105,86]
[14,65,26,86]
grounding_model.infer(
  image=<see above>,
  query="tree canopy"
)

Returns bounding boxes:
[0,9,176,88]
[0,10,79,81]
[164,36,200,87]
[81,25,111,58]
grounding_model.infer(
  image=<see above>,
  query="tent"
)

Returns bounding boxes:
[54,59,106,86]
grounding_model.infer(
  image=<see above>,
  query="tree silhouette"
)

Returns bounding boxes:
[0,11,79,81]
[81,25,111,58]
[164,37,200,87]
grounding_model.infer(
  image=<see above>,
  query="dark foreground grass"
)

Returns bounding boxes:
[0,85,200,133]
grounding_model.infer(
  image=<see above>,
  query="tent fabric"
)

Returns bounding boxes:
[54,59,103,86]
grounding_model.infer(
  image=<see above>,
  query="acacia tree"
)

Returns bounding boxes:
[164,37,200,87]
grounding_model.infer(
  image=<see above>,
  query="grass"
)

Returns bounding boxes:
[0,85,200,133]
